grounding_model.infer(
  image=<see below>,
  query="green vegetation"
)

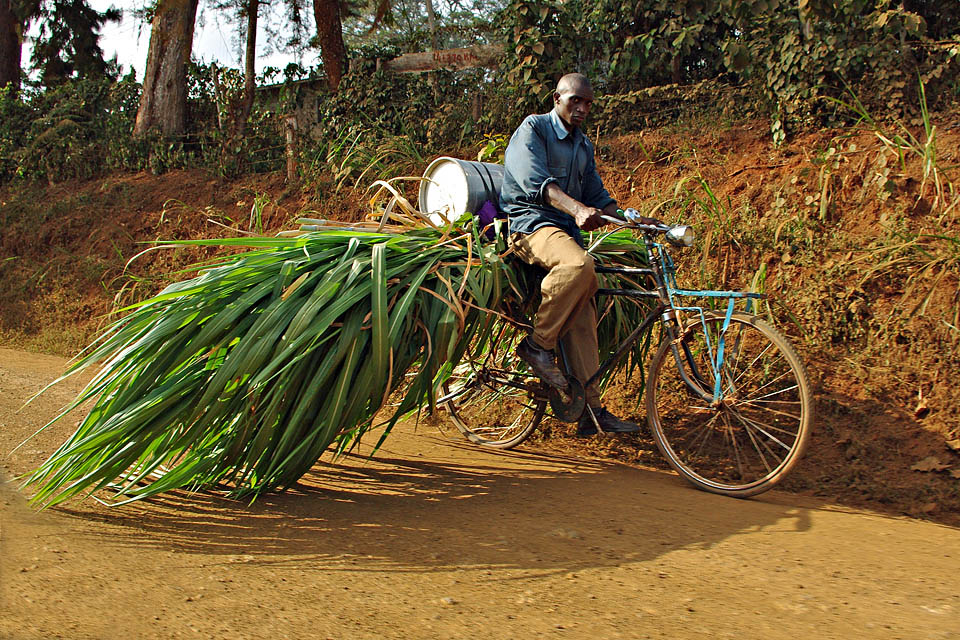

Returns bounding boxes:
[22,218,652,506]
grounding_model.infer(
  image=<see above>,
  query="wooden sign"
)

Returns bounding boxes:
[383,44,502,73]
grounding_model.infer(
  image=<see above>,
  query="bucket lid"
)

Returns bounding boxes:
[419,157,471,227]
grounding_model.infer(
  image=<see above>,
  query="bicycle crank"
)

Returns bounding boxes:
[547,378,586,423]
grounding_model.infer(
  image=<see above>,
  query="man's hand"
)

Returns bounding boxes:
[574,205,605,231]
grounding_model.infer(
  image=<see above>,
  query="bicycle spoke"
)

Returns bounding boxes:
[688,410,723,457]
[739,409,776,473]
[732,340,777,387]
[736,398,802,423]
[722,411,746,479]
[718,324,748,392]
[745,383,800,403]
[732,413,801,440]
[738,368,793,402]
[730,409,794,451]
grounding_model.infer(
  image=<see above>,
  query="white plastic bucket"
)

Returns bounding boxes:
[418,157,504,226]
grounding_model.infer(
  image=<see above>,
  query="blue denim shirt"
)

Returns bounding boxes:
[499,110,616,247]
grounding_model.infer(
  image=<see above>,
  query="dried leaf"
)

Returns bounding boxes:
[911,456,951,473]
[950,469,960,479]
[946,439,960,452]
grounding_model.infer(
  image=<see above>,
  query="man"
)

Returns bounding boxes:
[499,72,651,437]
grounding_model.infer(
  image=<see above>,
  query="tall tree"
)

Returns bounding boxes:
[30,0,121,86]
[0,0,40,91]
[134,0,199,137]
[238,0,258,135]
[313,0,346,90]
[0,0,22,89]
[423,0,437,49]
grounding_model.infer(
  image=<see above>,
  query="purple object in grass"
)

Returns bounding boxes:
[477,200,498,240]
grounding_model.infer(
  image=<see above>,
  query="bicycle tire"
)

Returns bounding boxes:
[646,311,813,497]
[443,320,546,449]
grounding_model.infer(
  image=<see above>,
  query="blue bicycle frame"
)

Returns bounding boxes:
[589,228,766,405]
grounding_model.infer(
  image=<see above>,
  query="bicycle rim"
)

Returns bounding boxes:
[443,322,545,449]
[647,312,813,497]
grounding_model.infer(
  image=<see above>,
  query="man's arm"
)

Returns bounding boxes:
[543,182,606,231]
[545,185,662,230]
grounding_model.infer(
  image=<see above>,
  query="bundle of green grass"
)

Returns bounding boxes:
[24,213,653,507]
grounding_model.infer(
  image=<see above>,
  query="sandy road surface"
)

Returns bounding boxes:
[1,347,958,640]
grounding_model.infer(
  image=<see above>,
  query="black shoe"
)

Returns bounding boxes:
[516,336,568,388]
[577,407,641,436]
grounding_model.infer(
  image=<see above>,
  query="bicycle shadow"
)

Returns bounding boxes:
[47,427,816,576]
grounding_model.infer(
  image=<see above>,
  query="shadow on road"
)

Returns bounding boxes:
[45,432,815,576]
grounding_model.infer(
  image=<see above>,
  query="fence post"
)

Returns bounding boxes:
[285,115,298,183]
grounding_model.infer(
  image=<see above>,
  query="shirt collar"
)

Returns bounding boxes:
[550,109,576,140]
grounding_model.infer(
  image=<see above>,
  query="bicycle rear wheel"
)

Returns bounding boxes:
[443,320,546,449]
[646,312,813,497]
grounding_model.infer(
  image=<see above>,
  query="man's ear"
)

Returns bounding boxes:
[553,92,561,104]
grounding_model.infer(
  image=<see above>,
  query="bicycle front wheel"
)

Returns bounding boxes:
[646,312,813,497]
[443,320,546,449]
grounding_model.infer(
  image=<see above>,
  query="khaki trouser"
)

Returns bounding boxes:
[511,227,601,406]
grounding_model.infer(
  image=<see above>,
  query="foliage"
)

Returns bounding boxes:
[594,80,754,133]
[3,0,958,186]
[832,79,958,216]
[0,84,34,180]
[595,0,733,91]
[496,0,587,114]
[0,62,292,184]
[315,53,486,143]
[314,122,426,191]
[476,132,508,163]
[302,53,507,181]
[343,0,503,50]
[0,74,143,182]
[496,0,959,144]
[21,216,653,506]
[720,0,960,143]
[29,0,122,87]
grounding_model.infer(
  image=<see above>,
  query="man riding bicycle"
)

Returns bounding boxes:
[499,72,659,436]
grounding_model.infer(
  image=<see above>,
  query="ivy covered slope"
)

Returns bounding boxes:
[23,220,651,507]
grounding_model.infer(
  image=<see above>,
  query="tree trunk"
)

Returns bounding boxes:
[423,0,438,98]
[424,0,438,51]
[235,0,258,139]
[671,55,682,84]
[0,0,22,91]
[134,0,199,137]
[312,0,346,91]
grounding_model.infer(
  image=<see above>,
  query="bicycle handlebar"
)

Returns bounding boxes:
[600,212,697,248]
[599,214,670,234]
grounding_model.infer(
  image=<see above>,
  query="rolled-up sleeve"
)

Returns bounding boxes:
[503,117,558,205]
[581,152,615,210]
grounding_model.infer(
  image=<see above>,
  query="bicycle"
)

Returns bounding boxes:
[438,211,813,498]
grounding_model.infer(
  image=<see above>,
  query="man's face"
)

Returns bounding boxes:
[554,83,594,130]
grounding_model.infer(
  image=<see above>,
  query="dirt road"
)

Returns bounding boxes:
[1,347,957,639]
